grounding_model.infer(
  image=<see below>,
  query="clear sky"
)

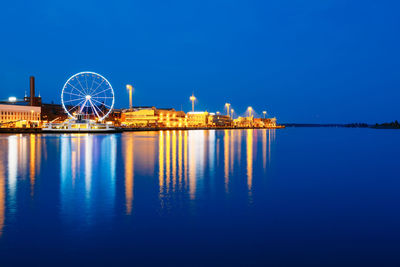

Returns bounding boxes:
[0,0,399,123]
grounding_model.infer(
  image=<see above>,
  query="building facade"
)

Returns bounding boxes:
[234,116,253,127]
[186,111,209,127]
[208,114,233,127]
[253,118,277,128]
[121,107,157,127]
[121,107,186,127]
[157,108,186,127]
[41,103,67,122]
[0,104,41,127]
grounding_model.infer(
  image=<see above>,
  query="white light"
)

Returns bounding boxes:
[86,95,91,100]
[8,97,17,102]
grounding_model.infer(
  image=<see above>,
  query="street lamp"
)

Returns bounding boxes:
[263,111,267,118]
[225,103,230,117]
[247,106,253,117]
[190,94,196,112]
[231,108,234,119]
[126,84,133,110]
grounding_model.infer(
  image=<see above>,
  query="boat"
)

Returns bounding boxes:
[43,114,116,133]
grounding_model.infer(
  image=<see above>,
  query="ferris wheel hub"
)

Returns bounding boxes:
[85,95,91,100]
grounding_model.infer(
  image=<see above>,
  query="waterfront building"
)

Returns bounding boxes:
[234,116,253,127]
[253,118,277,128]
[0,104,41,127]
[157,108,186,127]
[121,107,186,127]
[208,113,233,127]
[0,75,63,124]
[121,107,157,127]
[41,103,67,122]
[105,109,122,126]
[186,111,209,127]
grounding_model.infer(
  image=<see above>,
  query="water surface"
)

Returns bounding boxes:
[0,128,399,266]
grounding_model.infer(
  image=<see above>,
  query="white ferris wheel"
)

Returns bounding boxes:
[61,71,115,121]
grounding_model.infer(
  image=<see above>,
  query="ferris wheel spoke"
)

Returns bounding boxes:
[64,91,85,98]
[66,99,86,115]
[91,99,106,116]
[89,99,103,119]
[90,79,105,95]
[79,99,89,113]
[94,100,108,119]
[65,84,86,96]
[91,98,112,109]
[76,76,88,95]
[63,98,83,103]
[92,96,114,99]
[91,87,111,97]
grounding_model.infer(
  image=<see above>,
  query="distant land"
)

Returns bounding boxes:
[283,121,400,129]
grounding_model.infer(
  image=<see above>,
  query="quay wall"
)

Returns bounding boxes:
[0,126,284,134]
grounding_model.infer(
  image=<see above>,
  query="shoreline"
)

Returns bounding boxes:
[283,123,400,129]
[0,125,285,134]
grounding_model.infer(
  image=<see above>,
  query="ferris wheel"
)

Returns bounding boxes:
[61,71,115,121]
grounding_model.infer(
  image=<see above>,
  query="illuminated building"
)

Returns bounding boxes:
[208,113,233,127]
[233,116,277,128]
[157,109,186,127]
[41,103,67,122]
[0,104,41,127]
[122,107,157,126]
[121,107,186,127]
[186,111,209,127]
[253,118,277,128]
[106,109,122,126]
[233,116,253,128]
[0,76,69,124]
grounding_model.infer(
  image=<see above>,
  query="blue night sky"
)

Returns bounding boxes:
[0,0,399,123]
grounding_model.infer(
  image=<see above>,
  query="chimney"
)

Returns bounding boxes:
[30,76,35,106]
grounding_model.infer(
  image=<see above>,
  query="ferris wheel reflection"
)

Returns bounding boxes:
[60,134,117,227]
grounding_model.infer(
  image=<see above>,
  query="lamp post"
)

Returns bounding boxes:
[225,103,230,117]
[247,106,253,117]
[190,94,196,112]
[231,108,234,119]
[263,111,267,119]
[247,106,253,127]
[126,84,133,110]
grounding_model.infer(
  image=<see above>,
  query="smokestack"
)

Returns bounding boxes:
[30,76,35,106]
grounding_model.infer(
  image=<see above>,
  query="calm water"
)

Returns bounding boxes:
[0,128,399,266]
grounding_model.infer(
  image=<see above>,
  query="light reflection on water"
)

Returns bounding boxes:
[0,129,276,233]
[60,134,118,227]
[1,128,400,265]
